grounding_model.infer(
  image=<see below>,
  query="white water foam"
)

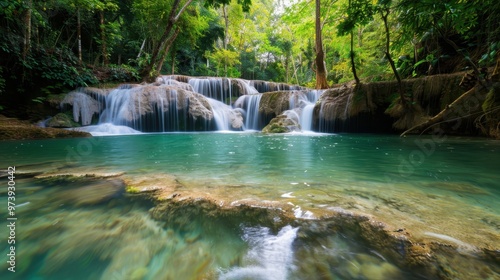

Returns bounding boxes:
[71,123,142,136]
[219,225,298,280]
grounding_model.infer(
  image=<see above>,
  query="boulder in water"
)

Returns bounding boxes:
[46,113,79,128]
[262,114,301,133]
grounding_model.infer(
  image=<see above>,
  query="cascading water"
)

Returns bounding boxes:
[300,105,315,131]
[62,76,322,134]
[189,78,233,104]
[219,225,298,280]
[207,99,243,131]
[301,90,323,131]
[87,84,215,133]
[285,90,324,132]
[234,94,263,130]
[237,79,259,95]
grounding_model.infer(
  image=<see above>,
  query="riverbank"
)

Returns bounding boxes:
[0,115,91,140]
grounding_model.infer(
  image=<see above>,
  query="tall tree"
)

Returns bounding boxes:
[140,0,252,81]
[22,0,32,59]
[314,0,328,89]
[337,0,373,85]
[377,0,405,104]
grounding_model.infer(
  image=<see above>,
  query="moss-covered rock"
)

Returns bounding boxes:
[262,114,300,133]
[46,112,80,128]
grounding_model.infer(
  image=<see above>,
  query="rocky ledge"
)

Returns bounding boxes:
[0,115,91,140]
[120,172,499,279]
[12,165,500,280]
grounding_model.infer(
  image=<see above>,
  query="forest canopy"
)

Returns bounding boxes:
[1,0,499,115]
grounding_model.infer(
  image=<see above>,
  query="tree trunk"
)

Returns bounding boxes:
[171,48,176,74]
[141,0,194,81]
[223,4,230,76]
[100,11,108,65]
[155,28,180,74]
[137,39,146,59]
[381,9,405,105]
[22,0,32,60]
[77,8,82,65]
[350,30,360,84]
[315,0,328,89]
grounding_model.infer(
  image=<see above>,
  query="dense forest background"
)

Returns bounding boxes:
[1,0,499,120]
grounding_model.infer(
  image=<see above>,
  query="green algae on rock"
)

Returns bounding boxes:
[262,114,301,133]
[46,112,80,128]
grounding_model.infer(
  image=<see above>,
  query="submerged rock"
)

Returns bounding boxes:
[57,179,125,206]
[9,167,500,279]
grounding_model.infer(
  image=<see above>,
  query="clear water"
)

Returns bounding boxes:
[0,133,499,279]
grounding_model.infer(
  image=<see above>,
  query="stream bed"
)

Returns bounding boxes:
[0,133,498,279]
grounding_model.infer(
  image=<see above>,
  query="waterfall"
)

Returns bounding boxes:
[300,104,315,131]
[189,78,232,104]
[286,90,323,132]
[237,79,259,95]
[207,99,243,131]
[301,90,323,132]
[61,91,100,125]
[234,94,263,130]
[95,85,215,132]
[61,76,322,135]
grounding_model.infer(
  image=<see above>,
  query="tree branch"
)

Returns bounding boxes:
[400,84,486,136]
[174,0,194,22]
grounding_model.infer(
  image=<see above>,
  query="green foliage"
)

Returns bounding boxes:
[107,64,140,82]
[337,0,374,36]
[32,97,46,104]
[479,42,499,67]
[1,0,499,119]
[205,0,252,13]
[37,48,98,89]
[206,48,241,77]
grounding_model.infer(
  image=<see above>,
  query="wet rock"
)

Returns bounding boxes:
[0,114,91,140]
[61,91,101,125]
[155,77,194,91]
[259,90,306,117]
[262,114,300,133]
[46,113,79,128]
[249,80,304,93]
